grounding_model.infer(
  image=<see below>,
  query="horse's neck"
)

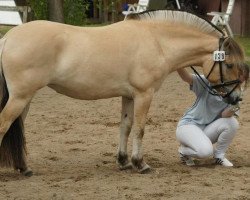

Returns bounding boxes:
[155,24,219,71]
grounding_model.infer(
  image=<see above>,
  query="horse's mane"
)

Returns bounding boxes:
[127,10,224,37]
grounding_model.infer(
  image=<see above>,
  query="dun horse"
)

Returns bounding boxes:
[0,10,246,176]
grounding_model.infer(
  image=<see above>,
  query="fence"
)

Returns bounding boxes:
[0,5,31,24]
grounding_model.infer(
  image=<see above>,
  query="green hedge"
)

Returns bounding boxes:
[27,0,89,25]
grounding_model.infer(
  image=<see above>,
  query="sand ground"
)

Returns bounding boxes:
[0,71,249,200]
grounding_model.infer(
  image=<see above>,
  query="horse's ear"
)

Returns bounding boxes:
[223,37,245,62]
[221,37,230,50]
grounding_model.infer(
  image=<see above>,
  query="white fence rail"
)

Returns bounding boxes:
[0,5,31,24]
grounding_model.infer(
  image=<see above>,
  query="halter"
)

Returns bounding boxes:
[191,37,241,101]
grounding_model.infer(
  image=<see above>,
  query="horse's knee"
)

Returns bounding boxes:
[0,119,12,145]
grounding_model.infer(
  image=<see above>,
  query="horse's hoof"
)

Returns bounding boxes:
[138,164,151,174]
[119,162,133,170]
[20,168,33,177]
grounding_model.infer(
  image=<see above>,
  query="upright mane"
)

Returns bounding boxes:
[127,10,224,37]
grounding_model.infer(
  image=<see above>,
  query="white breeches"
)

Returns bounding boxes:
[176,117,239,159]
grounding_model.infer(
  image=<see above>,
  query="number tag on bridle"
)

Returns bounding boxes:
[213,51,225,61]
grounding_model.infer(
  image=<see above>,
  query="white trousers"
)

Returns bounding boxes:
[176,117,239,159]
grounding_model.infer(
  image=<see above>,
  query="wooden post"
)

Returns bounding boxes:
[48,0,64,23]
[242,0,250,36]
[0,6,31,24]
[111,1,115,23]
[93,0,98,19]
[22,6,28,23]
[98,0,103,22]
[103,0,108,23]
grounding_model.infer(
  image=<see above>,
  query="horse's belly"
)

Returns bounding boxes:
[48,82,131,100]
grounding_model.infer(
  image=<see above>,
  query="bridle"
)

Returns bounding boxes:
[191,37,241,102]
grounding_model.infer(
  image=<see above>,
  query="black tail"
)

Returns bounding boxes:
[0,74,27,169]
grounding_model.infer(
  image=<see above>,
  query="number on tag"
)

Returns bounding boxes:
[213,51,225,61]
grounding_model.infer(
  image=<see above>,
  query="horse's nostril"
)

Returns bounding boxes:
[230,96,242,105]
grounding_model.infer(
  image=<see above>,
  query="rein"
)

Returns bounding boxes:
[190,37,241,100]
[190,66,220,96]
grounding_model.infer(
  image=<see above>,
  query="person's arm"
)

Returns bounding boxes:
[177,68,193,85]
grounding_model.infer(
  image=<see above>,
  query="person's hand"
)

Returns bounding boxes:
[221,104,240,118]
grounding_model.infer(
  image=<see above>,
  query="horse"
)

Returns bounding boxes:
[0,10,246,176]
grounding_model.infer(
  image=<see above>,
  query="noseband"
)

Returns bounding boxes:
[191,37,241,100]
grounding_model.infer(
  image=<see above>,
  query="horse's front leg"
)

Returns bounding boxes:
[131,89,153,173]
[117,97,134,170]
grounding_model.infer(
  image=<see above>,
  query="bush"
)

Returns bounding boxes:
[27,0,89,25]
[64,0,89,25]
[27,0,47,20]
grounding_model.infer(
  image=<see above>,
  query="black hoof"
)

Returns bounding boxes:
[20,168,33,177]
[138,164,151,174]
[119,162,133,170]
[131,156,151,173]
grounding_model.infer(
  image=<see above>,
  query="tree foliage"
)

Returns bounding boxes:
[27,0,89,25]
[64,0,89,25]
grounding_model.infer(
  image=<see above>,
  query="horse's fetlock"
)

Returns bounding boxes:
[117,152,129,166]
[131,155,143,169]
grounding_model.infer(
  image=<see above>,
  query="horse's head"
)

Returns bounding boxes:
[203,37,248,105]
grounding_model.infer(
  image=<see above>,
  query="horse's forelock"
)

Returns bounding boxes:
[223,38,249,86]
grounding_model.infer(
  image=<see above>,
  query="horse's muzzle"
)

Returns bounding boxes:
[223,95,242,105]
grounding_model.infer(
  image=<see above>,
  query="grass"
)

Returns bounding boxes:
[235,36,250,54]
[235,36,250,64]
[0,25,13,37]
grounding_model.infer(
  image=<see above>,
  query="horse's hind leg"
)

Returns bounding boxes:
[19,102,33,176]
[117,97,134,170]
[0,96,33,176]
[131,90,153,173]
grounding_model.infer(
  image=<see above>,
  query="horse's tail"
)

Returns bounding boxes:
[0,38,27,169]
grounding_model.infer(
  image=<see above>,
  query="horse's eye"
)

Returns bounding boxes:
[226,64,233,68]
